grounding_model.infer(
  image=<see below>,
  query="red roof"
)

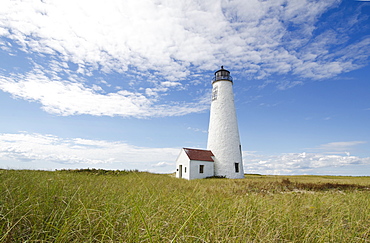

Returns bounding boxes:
[183,148,214,162]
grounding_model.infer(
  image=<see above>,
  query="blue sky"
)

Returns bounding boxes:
[1,0,370,175]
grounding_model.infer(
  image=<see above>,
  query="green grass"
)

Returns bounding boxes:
[1,169,370,242]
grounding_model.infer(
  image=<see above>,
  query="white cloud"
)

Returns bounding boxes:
[0,132,179,172]
[0,0,369,121]
[1,0,368,82]
[314,141,367,152]
[152,162,174,167]
[243,151,370,175]
[1,132,369,175]
[187,127,208,133]
[0,70,209,118]
[161,81,182,87]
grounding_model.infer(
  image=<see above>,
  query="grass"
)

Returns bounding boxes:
[1,169,370,242]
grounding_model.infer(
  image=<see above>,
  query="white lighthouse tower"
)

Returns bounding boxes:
[207,66,244,178]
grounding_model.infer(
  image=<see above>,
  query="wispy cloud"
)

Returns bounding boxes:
[0,0,368,80]
[276,80,304,90]
[0,69,209,118]
[152,162,174,168]
[0,0,369,117]
[187,127,207,133]
[316,141,367,152]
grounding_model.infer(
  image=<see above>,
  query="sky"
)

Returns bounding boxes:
[1,0,370,176]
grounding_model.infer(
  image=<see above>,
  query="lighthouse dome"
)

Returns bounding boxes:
[213,66,233,83]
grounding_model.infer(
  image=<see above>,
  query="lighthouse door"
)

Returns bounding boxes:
[179,165,183,178]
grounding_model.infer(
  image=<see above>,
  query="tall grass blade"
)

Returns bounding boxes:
[171,202,203,243]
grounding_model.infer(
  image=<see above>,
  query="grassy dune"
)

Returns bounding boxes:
[1,169,370,242]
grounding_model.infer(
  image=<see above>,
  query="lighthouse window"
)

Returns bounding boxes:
[234,163,239,173]
[212,86,218,101]
[199,165,204,173]
[217,70,228,78]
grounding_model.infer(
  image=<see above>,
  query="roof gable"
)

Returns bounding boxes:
[183,148,214,162]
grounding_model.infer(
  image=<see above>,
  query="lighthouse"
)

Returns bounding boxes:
[207,66,244,178]
[175,66,244,179]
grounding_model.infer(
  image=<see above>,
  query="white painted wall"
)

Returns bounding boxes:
[175,149,190,180]
[188,160,214,180]
[207,79,244,179]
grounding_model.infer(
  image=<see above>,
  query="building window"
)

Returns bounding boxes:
[235,163,239,173]
[199,165,204,173]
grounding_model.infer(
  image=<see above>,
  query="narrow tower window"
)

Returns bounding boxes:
[234,163,239,173]
[212,86,218,101]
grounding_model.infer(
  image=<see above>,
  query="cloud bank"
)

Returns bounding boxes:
[0,132,178,172]
[1,132,369,175]
[244,151,370,176]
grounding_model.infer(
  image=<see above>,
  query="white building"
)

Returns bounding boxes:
[176,66,244,179]
[175,148,214,180]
